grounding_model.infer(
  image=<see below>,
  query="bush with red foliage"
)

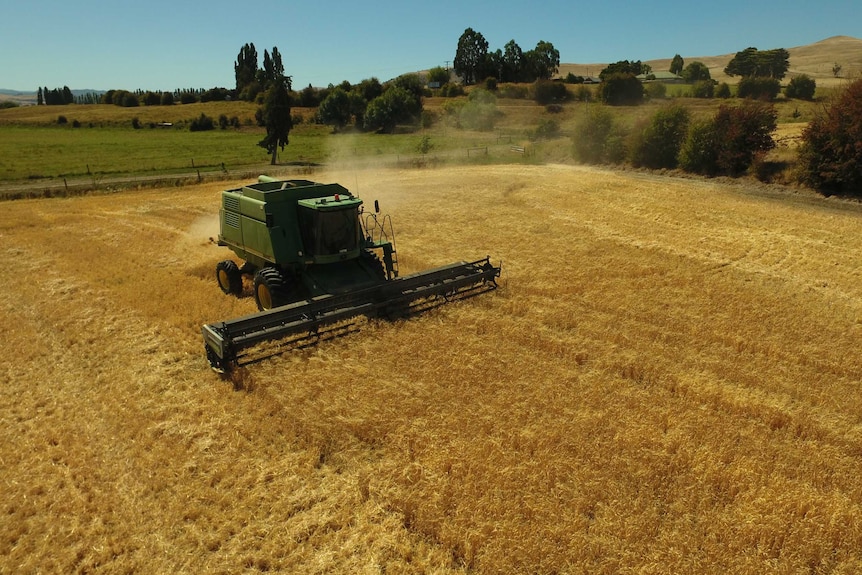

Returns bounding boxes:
[798,79,862,195]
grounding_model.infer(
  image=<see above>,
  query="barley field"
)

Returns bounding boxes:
[3,164,862,574]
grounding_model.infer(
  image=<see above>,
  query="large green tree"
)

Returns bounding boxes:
[364,86,419,133]
[317,88,352,130]
[318,87,367,131]
[258,47,286,87]
[256,79,293,165]
[724,47,790,79]
[600,60,651,80]
[454,28,489,85]
[501,40,524,82]
[682,61,711,83]
[670,54,684,75]
[234,43,258,95]
[529,40,560,80]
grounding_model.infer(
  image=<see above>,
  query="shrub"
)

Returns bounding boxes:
[160,91,174,105]
[57,115,68,125]
[201,87,230,102]
[629,104,690,169]
[644,81,667,100]
[573,105,626,164]
[690,80,715,99]
[679,120,719,174]
[737,77,781,100]
[421,109,436,129]
[439,83,465,97]
[416,135,433,155]
[785,74,816,101]
[111,90,139,107]
[533,118,560,140]
[132,117,141,129]
[533,80,568,105]
[716,83,732,99]
[497,84,528,99]
[599,73,643,106]
[797,79,862,195]
[440,99,466,126]
[142,91,161,106]
[189,113,215,132]
[458,89,499,131]
[574,85,594,102]
[679,102,776,176]
[468,89,496,105]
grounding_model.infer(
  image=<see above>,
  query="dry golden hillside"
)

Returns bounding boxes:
[558,35,862,86]
[3,165,862,573]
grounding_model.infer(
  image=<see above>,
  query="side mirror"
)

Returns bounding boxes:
[374,200,380,214]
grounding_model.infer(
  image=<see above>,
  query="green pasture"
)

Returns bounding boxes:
[0,118,529,186]
[0,94,824,191]
[1,126,258,180]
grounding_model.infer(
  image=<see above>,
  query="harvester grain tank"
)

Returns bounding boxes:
[202,176,500,371]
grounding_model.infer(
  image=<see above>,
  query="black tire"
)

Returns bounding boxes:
[253,267,291,311]
[216,260,242,296]
[361,250,387,280]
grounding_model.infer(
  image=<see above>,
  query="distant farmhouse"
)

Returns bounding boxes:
[636,71,684,83]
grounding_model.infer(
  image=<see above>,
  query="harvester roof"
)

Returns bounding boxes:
[297,195,362,211]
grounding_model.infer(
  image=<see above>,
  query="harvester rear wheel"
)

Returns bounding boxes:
[216,260,242,296]
[253,267,290,311]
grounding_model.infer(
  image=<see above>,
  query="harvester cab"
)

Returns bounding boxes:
[202,176,500,372]
[214,175,397,310]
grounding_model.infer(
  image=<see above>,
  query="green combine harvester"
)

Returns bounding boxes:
[201,176,501,371]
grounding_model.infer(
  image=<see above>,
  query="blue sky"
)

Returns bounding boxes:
[1,0,859,92]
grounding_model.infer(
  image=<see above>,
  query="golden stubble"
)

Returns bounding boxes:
[2,165,862,573]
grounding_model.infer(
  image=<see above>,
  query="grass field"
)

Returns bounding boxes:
[3,163,862,573]
[0,94,825,197]
[0,100,535,187]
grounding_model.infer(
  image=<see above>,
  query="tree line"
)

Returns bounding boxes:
[453,28,560,85]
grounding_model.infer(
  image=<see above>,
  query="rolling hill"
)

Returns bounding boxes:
[559,35,862,86]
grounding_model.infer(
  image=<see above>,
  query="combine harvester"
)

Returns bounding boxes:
[201,176,501,371]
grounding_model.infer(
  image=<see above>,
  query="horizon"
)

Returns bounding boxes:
[1,0,860,92]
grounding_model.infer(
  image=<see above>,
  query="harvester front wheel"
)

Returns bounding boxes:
[360,250,387,280]
[216,260,242,296]
[253,267,290,311]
